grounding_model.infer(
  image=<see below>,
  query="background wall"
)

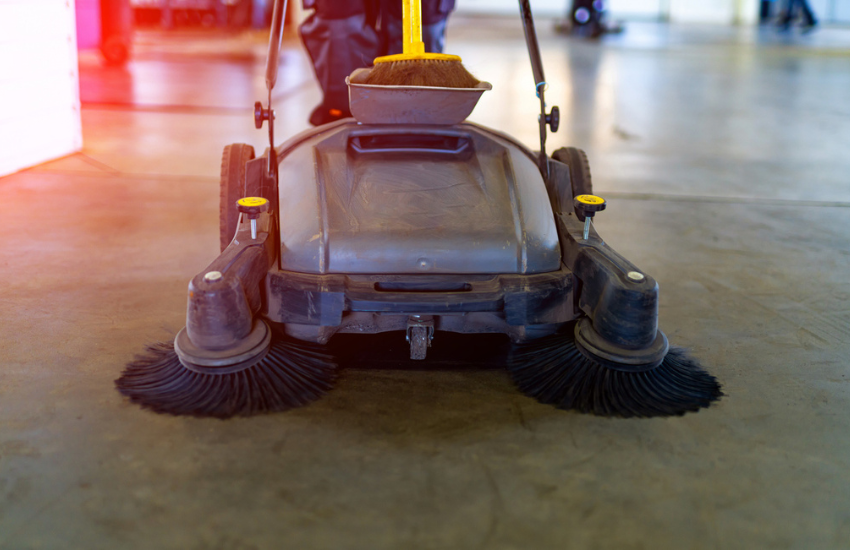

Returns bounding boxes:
[75,0,102,49]
[456,0,766,24]
[810,0,850,21]
[0,0,83,177]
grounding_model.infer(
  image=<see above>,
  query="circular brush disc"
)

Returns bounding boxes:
[116,326,337,418]
[508,324,722,418]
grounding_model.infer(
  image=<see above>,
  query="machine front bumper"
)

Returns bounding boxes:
[263,266,576,328]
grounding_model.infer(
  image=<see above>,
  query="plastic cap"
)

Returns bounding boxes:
[574,194,607,214]
[237,197,270,217]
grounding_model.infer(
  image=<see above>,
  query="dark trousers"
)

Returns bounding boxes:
[759,0,773,22]
[780,0,816,26]
[300,0,452,114]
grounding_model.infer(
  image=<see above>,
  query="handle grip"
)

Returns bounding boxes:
[518,0,546,88]
[403,0,426,55]
[265,0,288,91]
[518,0,555,177]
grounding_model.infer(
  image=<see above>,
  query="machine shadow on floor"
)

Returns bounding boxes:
[329,331,512,370]
[259,332,572,448]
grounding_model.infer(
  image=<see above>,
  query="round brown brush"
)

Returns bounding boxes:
[363,0,479,88]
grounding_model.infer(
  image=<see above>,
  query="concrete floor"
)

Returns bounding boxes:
[2,17,850,550]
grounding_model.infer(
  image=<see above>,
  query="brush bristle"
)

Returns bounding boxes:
[115,328,336,418]
[508,325,722,418]
[364,59,480,88]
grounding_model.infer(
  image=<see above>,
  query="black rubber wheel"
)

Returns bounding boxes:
[219,143,255,251]
[409,326,429,360]
[100,37,130,66]
[552,147,593,221]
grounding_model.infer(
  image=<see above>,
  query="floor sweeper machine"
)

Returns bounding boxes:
[117,0,722,418]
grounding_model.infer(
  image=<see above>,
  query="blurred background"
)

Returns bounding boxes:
[3,0,850,177]
[1,1,850,549]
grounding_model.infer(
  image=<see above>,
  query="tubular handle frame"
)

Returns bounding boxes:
[518,0,553,178]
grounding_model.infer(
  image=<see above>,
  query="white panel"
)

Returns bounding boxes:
[669,0,735,23]
[454,0,759,22]
[608,0,663,19]
[75,0,102,49]
[0,0,82,177]
[735,0,760,24]
[455,0,565,17]
[808,0,830,20]
[835,0,850,23]
[810,0,850,23]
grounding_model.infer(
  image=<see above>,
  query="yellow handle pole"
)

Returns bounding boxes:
[403,0,425,55]
[373,0,460,62]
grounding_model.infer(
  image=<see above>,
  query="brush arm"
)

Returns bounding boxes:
[556,212,664,356]
[185,217,276,351]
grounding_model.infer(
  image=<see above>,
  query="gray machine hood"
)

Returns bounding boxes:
[276,122,560,275]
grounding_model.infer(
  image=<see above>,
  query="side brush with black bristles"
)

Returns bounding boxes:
[507,324,722,418]
[115,325,337,419]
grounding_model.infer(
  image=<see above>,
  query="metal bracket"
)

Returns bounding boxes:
[406,315,435,342]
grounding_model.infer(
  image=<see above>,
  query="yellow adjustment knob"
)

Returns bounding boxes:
[574,194,606,211]
[573,195,606,241]
[237,196,268,208]
[237,197,270,218]
[236,197,269,241]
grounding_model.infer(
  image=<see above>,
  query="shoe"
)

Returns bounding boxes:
[801,21,818,33]
[309,103,352,127]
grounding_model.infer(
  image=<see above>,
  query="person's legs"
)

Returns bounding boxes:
[252,0,267,28]
[299,0,454,126]
[799,0,817,26]
[760,0,772,23]
[299,0,380,125]
[778,0,798,28]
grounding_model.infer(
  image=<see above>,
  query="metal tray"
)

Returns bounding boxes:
[346,68,492,125]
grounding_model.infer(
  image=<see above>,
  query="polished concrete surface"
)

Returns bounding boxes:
[2,18,850,549]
